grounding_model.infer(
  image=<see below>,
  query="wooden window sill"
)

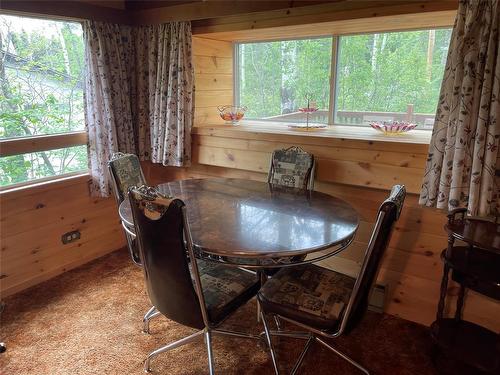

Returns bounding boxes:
[0,172,90,198]
[193,121,432,146]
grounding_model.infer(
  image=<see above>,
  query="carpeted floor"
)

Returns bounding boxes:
[0,249,476,374]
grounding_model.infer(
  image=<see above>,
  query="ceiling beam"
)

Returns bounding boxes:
[0,1,132,23]
[131,0,347,25]
[191,0,459,36]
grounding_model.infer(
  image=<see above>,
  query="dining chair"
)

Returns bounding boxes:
[128,185,261,374]
[257,184,406,375]
[267,146,315,190]
[108,152,160,333]
[263,146,315,272]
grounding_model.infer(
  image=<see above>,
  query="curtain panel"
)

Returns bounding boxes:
[135,23,194,167]
[419,0,500,217]
[83,21,136,197]
[83,21,194,197]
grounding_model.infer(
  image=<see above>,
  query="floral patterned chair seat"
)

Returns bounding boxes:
[268,146,315,190]
[258,264,355,332]
[195,261,260,324]
[108,152,146,204]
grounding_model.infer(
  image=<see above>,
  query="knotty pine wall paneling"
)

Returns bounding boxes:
[0,176,125,297]
[145,34,499,331]
[192,37,233,126]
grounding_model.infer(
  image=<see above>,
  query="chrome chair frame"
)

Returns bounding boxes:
[108,152,159,333]
[259,185,406,375]
[143,205,261,374]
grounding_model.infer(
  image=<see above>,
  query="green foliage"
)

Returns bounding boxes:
[239,37,332,121]
[0,15,87,186]
[238,29,452,124]
[336,29,452,114]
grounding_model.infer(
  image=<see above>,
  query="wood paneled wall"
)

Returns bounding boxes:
[0,176,125,297]
[147,35,500,331]
[193,37,233,126]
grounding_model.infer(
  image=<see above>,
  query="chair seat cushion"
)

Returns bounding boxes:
[257,264,355,332]
[196,261,260,325]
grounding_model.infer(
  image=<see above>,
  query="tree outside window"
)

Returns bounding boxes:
[0,15,87,187]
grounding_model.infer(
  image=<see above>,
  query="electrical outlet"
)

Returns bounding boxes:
[62,230,81,244]
[368,283,387,313]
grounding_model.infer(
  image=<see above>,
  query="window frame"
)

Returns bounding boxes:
[234,26,452,128]
[0,14,88,190]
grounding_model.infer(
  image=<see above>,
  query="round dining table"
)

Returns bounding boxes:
[119,178,359,268]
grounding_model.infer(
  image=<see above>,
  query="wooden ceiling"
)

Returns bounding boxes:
[124,0,201,11]
[0,0,459,32]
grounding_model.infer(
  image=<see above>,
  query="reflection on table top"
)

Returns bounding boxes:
[445,218,500,254]
[120,178,359,259]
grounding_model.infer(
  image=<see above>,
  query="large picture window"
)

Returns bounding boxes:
[237,37,332,123]
[0,14,87,187]
[236,28,452,129]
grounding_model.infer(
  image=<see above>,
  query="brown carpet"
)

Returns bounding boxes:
[0,249,475,374]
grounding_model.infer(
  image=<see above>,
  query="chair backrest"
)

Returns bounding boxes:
[267,146,315,190]
[108,152,146,205]
[129,185,206,330]
[340,185,406,334]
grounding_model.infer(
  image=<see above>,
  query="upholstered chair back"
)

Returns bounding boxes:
[341,185,406,334]
[129,186,205,330]
[108,152,146,205]
[268,146,315,190]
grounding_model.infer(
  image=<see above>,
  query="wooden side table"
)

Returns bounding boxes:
[431,209,500,373]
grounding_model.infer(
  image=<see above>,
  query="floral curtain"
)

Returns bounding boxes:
[83,21,194,197]
[134,23,194,167]
[419,0,500,217]
[83,21,137,197]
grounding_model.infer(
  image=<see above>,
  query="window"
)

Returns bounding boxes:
[237,37,332,124]
[0,15,87,187]
[236,28,452,129]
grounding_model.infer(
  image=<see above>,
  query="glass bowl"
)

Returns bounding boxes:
[217,105,247,125]
[370,121,417,135]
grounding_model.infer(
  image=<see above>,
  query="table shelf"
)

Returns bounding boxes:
[441,247,500,300]
[431,319,500,374]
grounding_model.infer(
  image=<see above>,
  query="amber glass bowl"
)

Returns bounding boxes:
[217,105,247,125]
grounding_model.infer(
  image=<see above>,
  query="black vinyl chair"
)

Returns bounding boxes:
[129,185,261,374]
[257,185,406,375]
[108,152,159,333]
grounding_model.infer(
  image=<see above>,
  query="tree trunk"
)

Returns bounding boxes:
[426,30,436,81]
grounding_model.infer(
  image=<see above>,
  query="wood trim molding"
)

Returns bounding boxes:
[197,10,457,42]
[193,2,458,40]
[192,123,432,147]
[0,132,88,157]
[131,1,339,25]
[0,1,131,23]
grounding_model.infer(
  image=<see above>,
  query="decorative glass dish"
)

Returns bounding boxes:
[217,105,247,125]
[287,123,327,131]
[370,121,417,135]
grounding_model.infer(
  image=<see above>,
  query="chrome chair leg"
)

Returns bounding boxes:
[291,335,314,375]
[144,330,204,373]
[257,272,269,323]
[260,310,280,375]
[316,337,370,375]
[212,329,260,340]
[273,315,282,331]
[143,306,161,334]
[205,331,215,375]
